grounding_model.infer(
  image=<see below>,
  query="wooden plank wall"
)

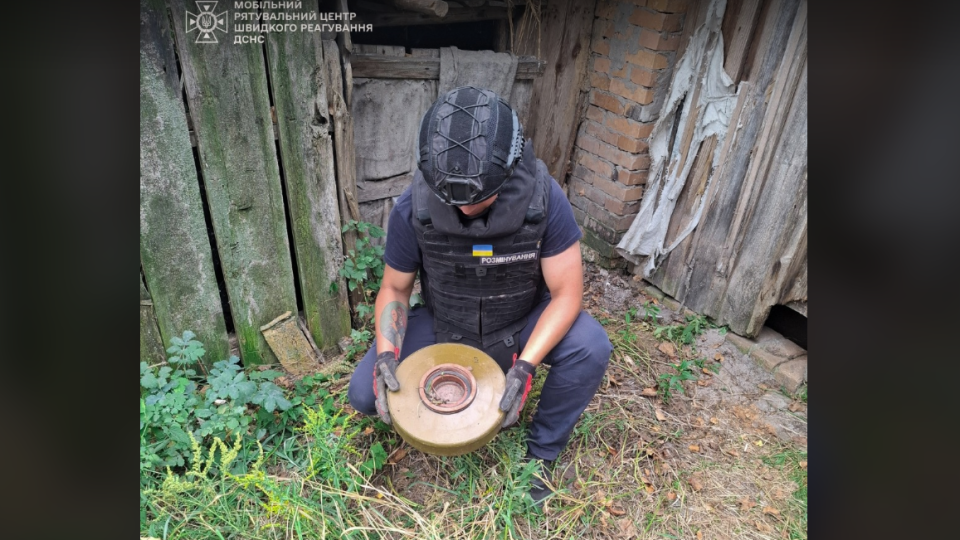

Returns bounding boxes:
[140,0,352,367]
[140,0,229,365]
[513,0,598,184]
[644,0,807,337]
[265,0,352,350]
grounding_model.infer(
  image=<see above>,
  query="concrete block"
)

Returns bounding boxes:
[774,356,807,393]
[755,327,806,359]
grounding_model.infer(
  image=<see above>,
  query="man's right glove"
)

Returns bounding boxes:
[373,351,400,424]
[499,357,536,428]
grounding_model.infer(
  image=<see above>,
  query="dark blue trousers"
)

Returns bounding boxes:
[347,295,612,461]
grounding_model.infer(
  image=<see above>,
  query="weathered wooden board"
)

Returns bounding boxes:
[515,0,597,181]
[354,5,511,27]
[352,77,437,182]
[357,172,414,203]
[140,271,166,366]
[169,0,297,365]
[265,0,351,352]
[350,54,545,80]
[721,0,763,83]
[140,0,229,365]
[644,0,806,337]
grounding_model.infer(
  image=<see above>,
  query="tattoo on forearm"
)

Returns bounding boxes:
[380,301,408,353]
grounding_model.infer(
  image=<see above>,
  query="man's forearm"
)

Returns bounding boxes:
[375,289,410,357]
[518,293,581,367]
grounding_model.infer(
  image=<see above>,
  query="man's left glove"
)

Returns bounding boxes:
[499,357,536,428]
[373,351,400,424]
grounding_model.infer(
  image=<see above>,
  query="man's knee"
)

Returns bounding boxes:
[554,313,612,378]
[347,349,378,416]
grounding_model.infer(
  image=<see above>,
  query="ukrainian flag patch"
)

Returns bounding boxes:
[472,244,493,257]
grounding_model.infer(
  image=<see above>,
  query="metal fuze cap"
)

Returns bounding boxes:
[387,343,506,456]
[417,86,525,206]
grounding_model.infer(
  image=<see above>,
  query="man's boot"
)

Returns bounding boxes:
[524,451,554,505]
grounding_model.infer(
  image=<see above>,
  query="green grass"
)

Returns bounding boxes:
[142,311,807,539]
[763,448,808,540]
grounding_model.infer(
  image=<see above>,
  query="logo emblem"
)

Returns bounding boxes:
[186,1,228,44]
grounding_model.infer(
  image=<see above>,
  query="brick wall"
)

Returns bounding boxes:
[570,0,691,267]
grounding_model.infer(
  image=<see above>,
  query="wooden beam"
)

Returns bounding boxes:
[265,0,352,353]
[140,0,229,366]
[170,0,298,366]
[350,54,544,79]
[354,6,509,27]
[393,0,449,17]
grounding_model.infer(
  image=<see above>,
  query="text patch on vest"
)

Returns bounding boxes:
[479,250,539,265]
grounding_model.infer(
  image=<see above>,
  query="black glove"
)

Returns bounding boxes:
[499,357,536,428]
[373,351,400,424]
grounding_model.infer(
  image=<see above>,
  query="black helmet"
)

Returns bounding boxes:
[417,86,524,206]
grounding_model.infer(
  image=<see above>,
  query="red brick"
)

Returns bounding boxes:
[590,72,610,91]
[610,78,656,105]
[605,196,642,216]
[586,104,605,123]
[647,0,669,11]
[617,135,649,153]
[585,121,620,146]
[639,28,681,51]
[590,91,624,114]
[579,134,601,156]
[600,19,616,39]
[618,168,650,185]
[663,13,684,32]
[594,175,644,202]
[597,143,650,170]
[630,9,684,32]
[629,66,659,87]
[610,65,629,78]
[625,48,670,70]
[666,0,689,13]
[578,151,614,179]
[591,39,610,56]
[605,115,643,138]
[635,121,656,138]
[593,56,611,74]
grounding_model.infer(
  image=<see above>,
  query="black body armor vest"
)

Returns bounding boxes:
[412,142,551,368]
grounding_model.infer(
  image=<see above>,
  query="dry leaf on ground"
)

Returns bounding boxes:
[762,506,780,517]
[617,517,637,538]
[755,520,774,533]
[641,388,658,397]
[655,409,667,421]
[688,444,700,453]
[607,505,626,516]
[714,352,724,362]
[387,447,407,464]
[688,475,703,491]
[658,342,677,357]
[739,496,757,511]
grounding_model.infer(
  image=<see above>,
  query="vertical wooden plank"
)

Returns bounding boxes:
[169,0,297,365]
[322,38,364,312]
[518,0,597,182]
[140,0,229,365]
[140,271,167,365]
[722,0,763,83]
[264,0,351,352]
